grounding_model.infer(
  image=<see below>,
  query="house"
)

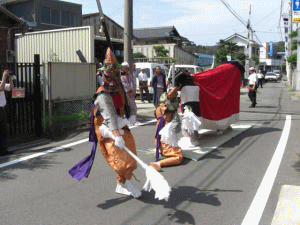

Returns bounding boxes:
[2,0,82,31]
[0,5,27,64]
[82,13,124,40]
[223,33,261,57]
[259,42,285,72]
[82,13,124,63]
[133,26,198,66]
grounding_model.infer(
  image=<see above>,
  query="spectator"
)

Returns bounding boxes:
[138,68,150,103]
[247,67,258,108]
[0,69,14,156]
[96,68,103,89]
[120,62,137,114]
[257,70,264,88]
[151,66,167,107]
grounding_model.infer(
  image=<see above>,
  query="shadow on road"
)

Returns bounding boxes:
[292,155,300,172]
[97,186,224,225]
[0,147,72,182]
[222,126,281,149]
[97,196,132,210]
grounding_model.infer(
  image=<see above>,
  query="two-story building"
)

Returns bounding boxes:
[0,5,27,64]
[82,13,124,63]
[259,42,285,73]
[224,33,261,58]
[2,0,82,31]
[133,26,198,66]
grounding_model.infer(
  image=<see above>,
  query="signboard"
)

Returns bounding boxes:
[270,41,273,57]
[12,88,25,98]
[293,0,300,22]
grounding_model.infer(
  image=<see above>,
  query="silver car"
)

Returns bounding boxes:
[264,72,279,82]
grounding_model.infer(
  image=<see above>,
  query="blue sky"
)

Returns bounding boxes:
[70,0,289,46]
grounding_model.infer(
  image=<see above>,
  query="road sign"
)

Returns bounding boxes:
[293,0,300,22]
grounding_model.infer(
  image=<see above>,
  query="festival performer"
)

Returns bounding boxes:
[93,48,141,198]
[150,89,183,171]
[173,70,203,144]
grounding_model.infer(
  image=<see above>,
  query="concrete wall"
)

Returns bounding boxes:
[48,62,96,101]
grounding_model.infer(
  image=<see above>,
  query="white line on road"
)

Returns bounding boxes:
[0,119,156,169]
[241,115,292,225]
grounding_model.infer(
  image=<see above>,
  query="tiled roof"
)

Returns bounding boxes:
[133,26,180,39]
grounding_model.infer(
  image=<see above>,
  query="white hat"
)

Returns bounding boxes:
[121,61,129,67]
[249,67,255,71]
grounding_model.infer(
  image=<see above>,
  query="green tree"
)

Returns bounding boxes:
[287,54,297,68]
[133,52,146,58]
[215,48,228,66]
[153,45,169,57]
[215,40,243,66]
[292,40,297,51]
[252,55,259,65]
[233,51,246,66]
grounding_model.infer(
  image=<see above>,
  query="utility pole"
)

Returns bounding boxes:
[124,0,135,91]
[297,21,300,90]
[245,5,252,79]
[286,0,293,86]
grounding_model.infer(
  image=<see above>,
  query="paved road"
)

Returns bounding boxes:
[1,79,300,225]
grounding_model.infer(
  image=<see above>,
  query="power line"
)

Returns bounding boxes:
[219,0,248,27]
[219,0,265,49]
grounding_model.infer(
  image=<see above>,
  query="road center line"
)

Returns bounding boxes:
[241,115,292,225]
[0,119,156,169]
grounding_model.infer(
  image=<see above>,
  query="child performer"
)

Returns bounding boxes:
[150,89,183,171]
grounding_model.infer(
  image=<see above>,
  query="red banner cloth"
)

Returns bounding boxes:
[192,63,241,121]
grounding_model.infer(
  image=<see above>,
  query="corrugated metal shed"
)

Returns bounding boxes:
[15,26,94,63]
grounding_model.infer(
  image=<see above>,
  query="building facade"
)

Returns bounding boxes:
[259,42,285,72]
[0,5,27,64]
[3,0,82,31]
[224,33,261,57]
[133,26,197,65]
[82,13,124,40]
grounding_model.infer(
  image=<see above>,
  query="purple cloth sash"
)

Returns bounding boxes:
[155,117,165,161]
[68,104,98,181]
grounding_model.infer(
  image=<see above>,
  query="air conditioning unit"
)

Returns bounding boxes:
[6,50,14,63]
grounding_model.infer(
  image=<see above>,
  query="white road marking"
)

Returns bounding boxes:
[241,115,292,225]
[0,119,156,169]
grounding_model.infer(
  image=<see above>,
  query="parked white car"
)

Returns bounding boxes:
[173,64,202,74]
[264,72,279,82]
[135,62,168,94]
[167,64,202,87]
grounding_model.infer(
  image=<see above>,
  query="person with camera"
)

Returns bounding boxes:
[0,70,14,156]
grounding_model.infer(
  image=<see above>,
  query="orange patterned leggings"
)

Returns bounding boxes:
[98,128,137,184]
[159,143,183,167]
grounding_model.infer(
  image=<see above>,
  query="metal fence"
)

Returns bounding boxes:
[2,55,43,144]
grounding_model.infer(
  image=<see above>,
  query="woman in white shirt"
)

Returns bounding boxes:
[0,70,13,155]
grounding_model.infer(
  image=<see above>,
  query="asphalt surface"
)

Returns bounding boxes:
[1,78,300,225]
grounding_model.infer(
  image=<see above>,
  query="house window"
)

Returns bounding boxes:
[51,9,60,25]
[61,10,70,26]
[41,7,51,23]
[73,15,80,26]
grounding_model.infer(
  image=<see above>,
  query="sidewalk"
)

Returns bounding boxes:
[7,88,250,153]
[7,99,156,153]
